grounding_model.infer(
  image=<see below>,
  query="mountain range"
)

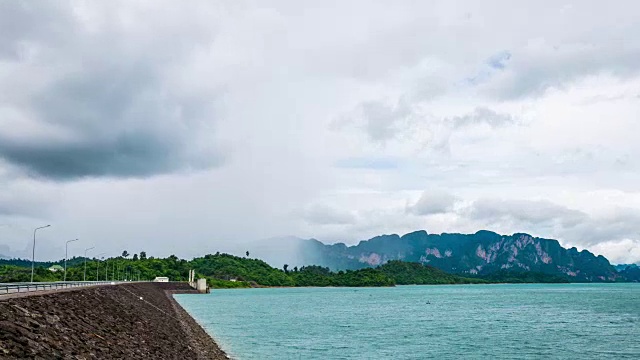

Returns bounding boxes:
[300,230,638,282]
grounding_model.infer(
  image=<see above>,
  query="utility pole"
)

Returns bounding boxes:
[83,247,94,281]
[95,253,105,281]
[64,238,79,282]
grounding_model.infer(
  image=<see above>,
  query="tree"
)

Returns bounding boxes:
[133,254,139,261]
[245,251,250,257]
[139,251,147,260]
[122,250,129,258]
[294,266,298,272]
[283,264,289,273]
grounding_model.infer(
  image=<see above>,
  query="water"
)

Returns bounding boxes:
[175,284,640,359]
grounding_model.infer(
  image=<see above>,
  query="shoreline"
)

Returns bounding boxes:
[0,282,229,359]
[166,289,231,359]
[210,281,580,289]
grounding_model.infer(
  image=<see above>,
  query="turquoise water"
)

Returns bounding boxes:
[175,284,640,359]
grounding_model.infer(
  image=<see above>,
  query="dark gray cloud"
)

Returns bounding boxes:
[0,131,217,180]
[0,2,224,180]
[0,66,222,179]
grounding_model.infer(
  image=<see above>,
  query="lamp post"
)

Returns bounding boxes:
[64,238,79,282]
[83,247,95,281]
[30,225,51,283]
[95,253,106,281]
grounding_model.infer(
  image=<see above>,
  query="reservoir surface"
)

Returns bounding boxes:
[175,284,640,359]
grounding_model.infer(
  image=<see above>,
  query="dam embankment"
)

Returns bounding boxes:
[0,282,229,359]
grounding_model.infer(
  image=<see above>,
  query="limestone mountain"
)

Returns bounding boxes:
[617,264,640,282]
[300,230,621,282]
[614,263,638,272]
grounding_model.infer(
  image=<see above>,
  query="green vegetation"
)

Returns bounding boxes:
[289,265,394,287]
[476,270,570,283]
[0,252,570,286]
[191,253,294,286]
[0,265,61,282]
[1,253,393,287]
[190,254,396,287]
[379,261,486,285]
[208,278,252,289]
[619,265,640,282]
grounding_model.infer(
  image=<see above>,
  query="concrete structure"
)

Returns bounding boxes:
[196,278,209,293]
[153,276,169,282]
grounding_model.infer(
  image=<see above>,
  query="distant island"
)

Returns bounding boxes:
[300,230,640,283]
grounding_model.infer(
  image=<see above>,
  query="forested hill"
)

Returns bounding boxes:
[0,257,86,268]
[1,253,396,287]
[0,252,569,287]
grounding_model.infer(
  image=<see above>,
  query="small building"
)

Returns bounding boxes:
[153,276,169,282]
[48,265,64,272]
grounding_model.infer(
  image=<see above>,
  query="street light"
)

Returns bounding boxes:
[95,253,106,281]
[83,247,95,281]
[30,225,51,283]
[64,238,79,282]
[105,257,109,281]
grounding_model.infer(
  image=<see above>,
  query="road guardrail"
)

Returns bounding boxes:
[0,281,126,295]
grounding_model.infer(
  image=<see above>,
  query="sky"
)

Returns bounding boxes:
[1,0,640,264]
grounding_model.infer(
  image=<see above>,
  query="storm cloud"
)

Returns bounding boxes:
[0,1,223,179]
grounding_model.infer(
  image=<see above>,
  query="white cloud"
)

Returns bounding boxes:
[407,190,459,216]
[465,198,588,229]
[360,100,412,143]
[449,107,515,129]
[589,239,640,265]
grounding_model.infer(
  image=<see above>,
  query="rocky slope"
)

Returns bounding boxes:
[301,230,621,282]
[0,282,228,359]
